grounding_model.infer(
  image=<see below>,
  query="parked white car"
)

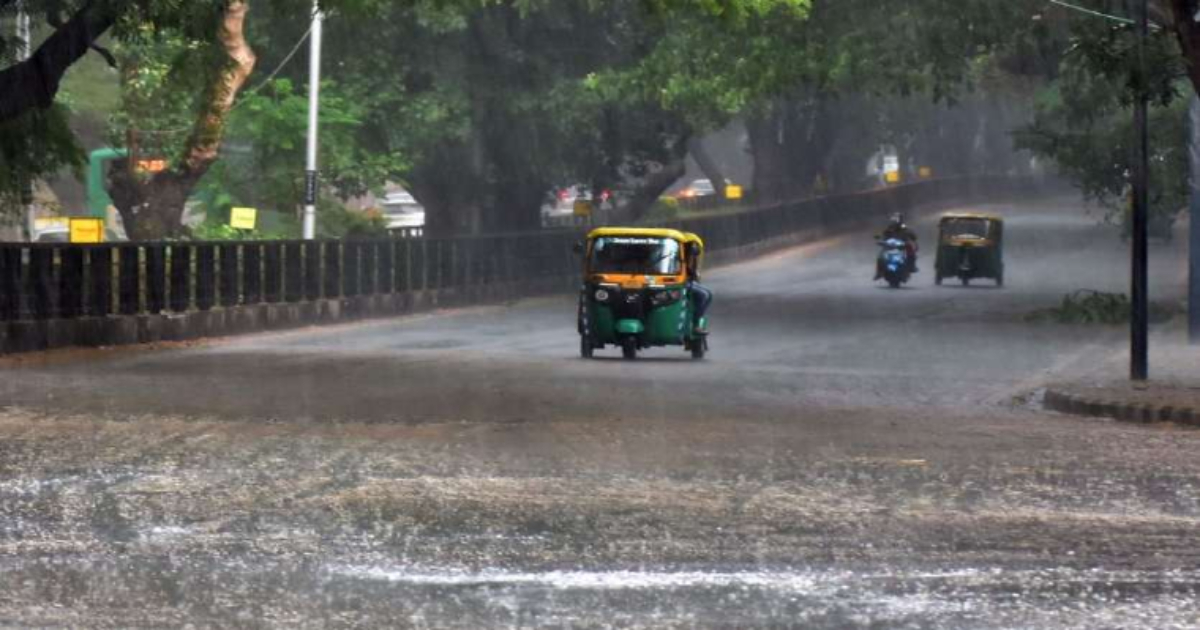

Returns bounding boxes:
[381,190,425,230]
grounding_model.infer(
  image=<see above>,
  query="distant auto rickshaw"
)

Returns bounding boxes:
[576,227,708,360]
[935,213,1004,287]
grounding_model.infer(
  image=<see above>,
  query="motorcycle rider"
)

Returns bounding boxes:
[876,212,918,279]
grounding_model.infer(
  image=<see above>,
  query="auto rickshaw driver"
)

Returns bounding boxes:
[684,237,712,332]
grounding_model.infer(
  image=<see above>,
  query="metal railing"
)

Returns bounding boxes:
[0,176,1021,324]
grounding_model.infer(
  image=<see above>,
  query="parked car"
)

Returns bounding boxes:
[381,190,425,230]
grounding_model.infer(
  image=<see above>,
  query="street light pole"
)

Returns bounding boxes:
[1130,0,1149,380]
[302,1,323,240]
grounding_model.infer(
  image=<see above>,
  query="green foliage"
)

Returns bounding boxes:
[0,106,84,215]
[1014,15,1188,226]
[219,77,408,210]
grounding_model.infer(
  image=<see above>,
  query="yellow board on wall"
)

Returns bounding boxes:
[725,184,744,200]
[69,218,104,243]
[918,166,934,179]
[884,171,902,184]
[573,199,594,217]
[230,207,258,230]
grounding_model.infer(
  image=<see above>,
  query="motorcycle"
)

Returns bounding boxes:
[876,237,911,288]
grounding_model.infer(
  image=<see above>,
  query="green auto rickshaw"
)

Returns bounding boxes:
[576,227,709,360]
[934,212,1005,287]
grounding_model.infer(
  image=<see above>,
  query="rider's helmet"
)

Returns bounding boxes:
[889,212,905,228]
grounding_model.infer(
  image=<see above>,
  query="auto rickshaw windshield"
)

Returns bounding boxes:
[943,218,991,239]
[591,236,682,275]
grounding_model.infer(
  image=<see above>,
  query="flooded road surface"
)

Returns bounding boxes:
[1,196,1198,628]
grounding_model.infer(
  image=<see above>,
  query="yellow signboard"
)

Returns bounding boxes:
[725,184,744,200]
[918,166,934,179]
[573,199,594,217]
[230,207,258,230]
[884,171,902,184]
[69,218,104,243]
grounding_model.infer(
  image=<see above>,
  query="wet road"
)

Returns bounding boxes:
[1,196,1198,628]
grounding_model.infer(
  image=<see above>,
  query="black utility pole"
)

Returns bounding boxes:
[1130,0,1150,380]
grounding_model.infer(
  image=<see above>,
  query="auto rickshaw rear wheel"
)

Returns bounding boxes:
[934,273,943,286]
[580,334,593,359]
[961,277,970,287]
[621,337,637,360]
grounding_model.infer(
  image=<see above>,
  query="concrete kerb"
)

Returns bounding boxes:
[1043,387,1200,427]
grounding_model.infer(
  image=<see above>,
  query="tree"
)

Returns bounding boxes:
[0,0,238,213]
[105,1,255,240]
[249,0,809,235]
[1015,1,1188,228]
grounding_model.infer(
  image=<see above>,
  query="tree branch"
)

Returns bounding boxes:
[0,0,115,123]
[176,0,257,178]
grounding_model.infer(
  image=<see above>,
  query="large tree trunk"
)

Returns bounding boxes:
[687,137,727,199]
[746,94,838,205]
[746,109,791,204]
[109,1,256,240]
[0,1,116,123]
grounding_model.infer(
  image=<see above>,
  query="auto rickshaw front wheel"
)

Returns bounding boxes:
[690,337,707,360]
[580,334,594,359]
[621,337,638,360]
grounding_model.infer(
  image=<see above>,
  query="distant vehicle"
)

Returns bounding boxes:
[543,185,613,218]
[677,179,716,199]
[381,190,425,230]
[935,213,1005,287]
[33,227,69,243]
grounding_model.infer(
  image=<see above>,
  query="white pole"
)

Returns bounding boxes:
[17,1,35,241]
[302,1,323,240]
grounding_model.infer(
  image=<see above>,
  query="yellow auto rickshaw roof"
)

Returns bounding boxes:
[683,232,705,252]
[939,212,1004,223]
[587,227,691,242]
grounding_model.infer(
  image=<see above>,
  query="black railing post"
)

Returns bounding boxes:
[145,245,168,314]
[343,241,360,297]
[28,247,53,320]
[378,240,394,294]
[196,244,216,311]
[304,241,321,301]
[118,246,141,315]
[264,243,282,303]
[90,246,113,317]
[243,243,263,305]
[59,247,84,319]
[285,241,303,303]
[219,243,240,307]
[323,241,341,299]
[169,244,192,312]
[0,245,20,320]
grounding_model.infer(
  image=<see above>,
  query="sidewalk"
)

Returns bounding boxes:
[1044,322,1200,426]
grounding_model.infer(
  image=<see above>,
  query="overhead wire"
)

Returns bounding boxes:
[1046,0,1135,25]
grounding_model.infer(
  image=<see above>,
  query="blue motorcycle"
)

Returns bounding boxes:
[877,237,911,288]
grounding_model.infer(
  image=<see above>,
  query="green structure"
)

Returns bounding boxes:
[87,148,127,218]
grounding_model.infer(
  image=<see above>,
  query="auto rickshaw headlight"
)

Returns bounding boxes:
[594,288,610,302]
